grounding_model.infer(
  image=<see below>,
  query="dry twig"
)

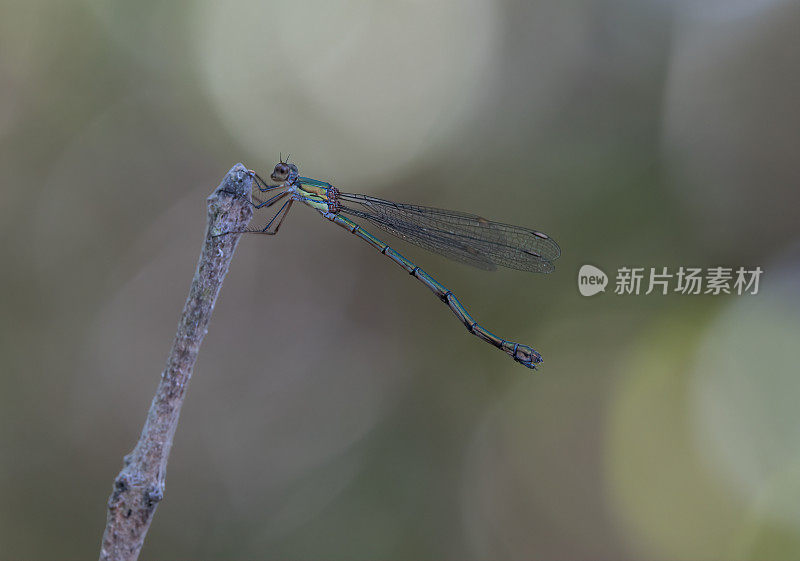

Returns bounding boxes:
[99,164,253,561]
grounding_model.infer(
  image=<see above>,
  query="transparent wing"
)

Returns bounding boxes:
[338,193,560,273]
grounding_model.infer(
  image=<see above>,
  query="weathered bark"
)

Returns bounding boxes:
[99,164,253,561]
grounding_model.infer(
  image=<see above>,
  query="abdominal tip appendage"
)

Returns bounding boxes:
[512,344,543,370]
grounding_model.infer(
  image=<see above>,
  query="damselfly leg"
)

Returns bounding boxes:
[248,198,294,235]
[249,170,283,193]
[252,190,288,209]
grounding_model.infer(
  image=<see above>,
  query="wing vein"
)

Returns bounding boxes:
[338,193,560,273]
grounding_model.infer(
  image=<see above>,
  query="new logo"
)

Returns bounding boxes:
[578,264,608,296]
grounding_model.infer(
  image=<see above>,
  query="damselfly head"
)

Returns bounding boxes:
[271,161,298,183]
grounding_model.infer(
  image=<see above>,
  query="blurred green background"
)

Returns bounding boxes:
[2,0,800,559]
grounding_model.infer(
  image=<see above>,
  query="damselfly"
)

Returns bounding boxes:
[237,160,560,369]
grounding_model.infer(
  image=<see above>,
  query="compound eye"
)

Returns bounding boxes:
[271,163,291,182]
